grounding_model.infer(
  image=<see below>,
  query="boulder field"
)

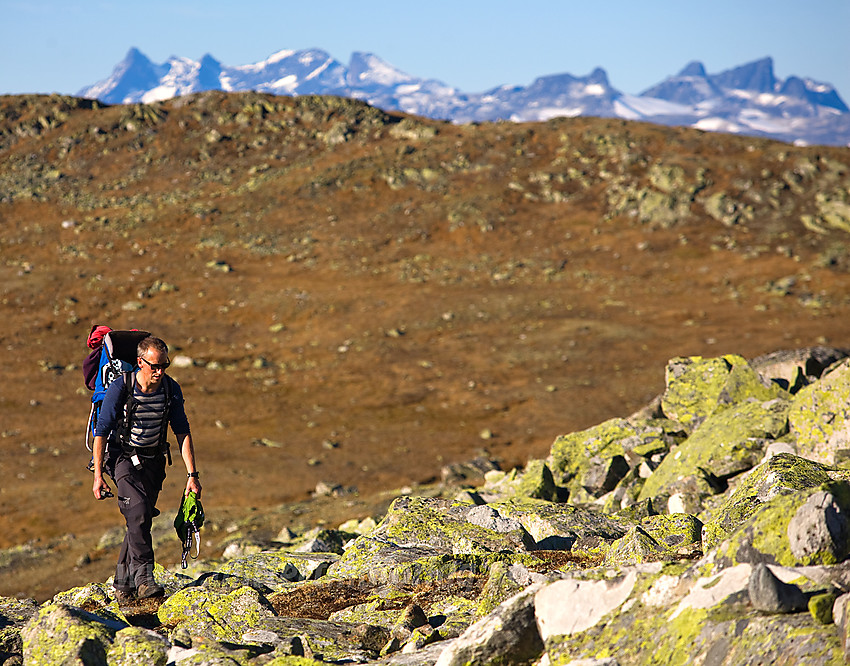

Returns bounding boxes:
[5,347,850,665]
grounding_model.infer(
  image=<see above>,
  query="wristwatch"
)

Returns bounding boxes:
[187,471,200,478]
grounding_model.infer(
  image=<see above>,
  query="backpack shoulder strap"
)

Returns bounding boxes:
[118,372,136,447]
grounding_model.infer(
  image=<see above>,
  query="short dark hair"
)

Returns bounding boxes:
[138,336,168,358]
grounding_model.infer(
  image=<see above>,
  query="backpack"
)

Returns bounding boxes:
[83,325,150,454]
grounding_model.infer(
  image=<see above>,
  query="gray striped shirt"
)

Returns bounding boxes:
[128,387,167,448]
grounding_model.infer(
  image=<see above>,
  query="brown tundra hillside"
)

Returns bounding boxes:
[1,91,849,599]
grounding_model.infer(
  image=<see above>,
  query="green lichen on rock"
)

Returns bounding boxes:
[328,496,537,580]
[642,514,703,554]
[789,359,850,464]
[639,397,791,502]
[0,596,37,661]
[373,552,540,592]
[218,550,338,590]
[21,602,124,665]
[543,573,844,665]
[809,592,839,625]
[549,417,637,486]
[660,355,788,432]
[492,497,630,550]
[474,560,524,618]
[328,599,400,629]
[514,459,558,501]
[709,481,850,570]
[604,526,669,566]
[549,417,686,501]
[701,454,842,550]
[157,585,275,643]
[477,460,559,502]
[604,514,702,566]
[106,626,169,666]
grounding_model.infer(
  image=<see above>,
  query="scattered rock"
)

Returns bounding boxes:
[747,563,807,613]
[13,349,850,664]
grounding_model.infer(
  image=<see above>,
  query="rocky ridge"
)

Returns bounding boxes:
[77,49,850,147]
[6,347,850,664]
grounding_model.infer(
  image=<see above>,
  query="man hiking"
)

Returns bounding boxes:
[91,335,201,602]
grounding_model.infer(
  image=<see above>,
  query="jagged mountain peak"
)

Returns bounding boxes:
[678,61,708,78]
[712,56,776,93]
[347,51,413,87]
[76,49,849,147]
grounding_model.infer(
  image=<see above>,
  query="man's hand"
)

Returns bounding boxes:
[186,476,202,498]
[93,474,113,500]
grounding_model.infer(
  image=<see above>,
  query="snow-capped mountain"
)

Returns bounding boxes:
[78,49,850,147]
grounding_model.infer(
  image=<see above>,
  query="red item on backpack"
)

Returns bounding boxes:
[87,325,113,350]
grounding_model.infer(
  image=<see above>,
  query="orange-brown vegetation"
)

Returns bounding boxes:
[1,92,849,599]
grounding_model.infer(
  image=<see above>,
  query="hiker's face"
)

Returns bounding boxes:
[138,351,169,382]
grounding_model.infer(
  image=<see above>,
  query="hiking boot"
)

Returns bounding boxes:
[136,580,165,598]
[113,588,136,605]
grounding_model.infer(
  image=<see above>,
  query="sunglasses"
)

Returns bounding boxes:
[139,357,171,371]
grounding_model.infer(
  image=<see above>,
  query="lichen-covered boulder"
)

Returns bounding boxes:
[473,560,525,618]
[106,626,170,666]
[490,498,631,551]
[604,526,669,566]
[328,497,536,582]
[751,346,848,392]
[549,418,682,500]
[788,489,850,563]
[52,582,114,609]
[250,616,391,662]
[0,596,37,662]
[638,397,791,502]
[217,551,338,590]
[157,585,275,643]
[166,635,280,665]
[435,584,543,666]
[329,599,401,630]
[21,602,125,665]
[338,548,540,594]
[538,562,844,664]
[186,571,277,597]
[478,459,558,502]
[789,358,850,464]
[549,418,637,487]
[660,355,788,432]
[701,454,846,550]
[536,571,638,639]
[605,514,703,566]
[708,481,850,571]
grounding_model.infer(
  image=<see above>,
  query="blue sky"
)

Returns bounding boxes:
[1,0,848,101]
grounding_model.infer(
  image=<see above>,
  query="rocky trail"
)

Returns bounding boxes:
[6,348,850,663]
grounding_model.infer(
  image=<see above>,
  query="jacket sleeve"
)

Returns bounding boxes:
[93,375,126,437]
[168,378,191,436]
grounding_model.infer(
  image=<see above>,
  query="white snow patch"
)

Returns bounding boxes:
[614,94,693,119]
[693,117,744,133]
[356,55,411,86]
[396,84,422,95]
[141,86,178,104]
[269,75,298,92]
[298,52,319,67]
[264,49,296,65]
[305,58,333,81]
[512,106,584,122]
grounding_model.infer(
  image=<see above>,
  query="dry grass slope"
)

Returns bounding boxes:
[1,91,850,599]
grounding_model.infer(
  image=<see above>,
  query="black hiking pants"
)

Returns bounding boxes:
[105,448,166,592]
